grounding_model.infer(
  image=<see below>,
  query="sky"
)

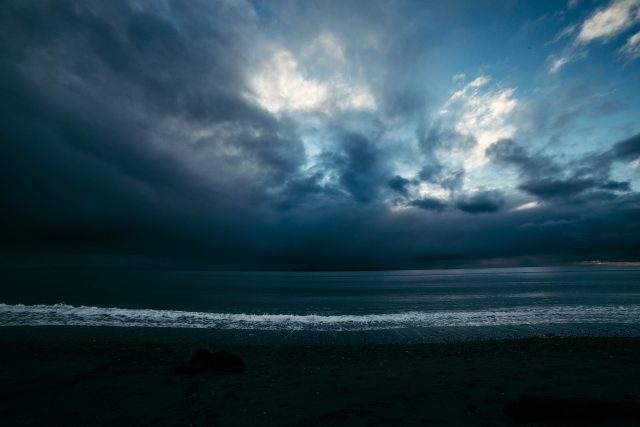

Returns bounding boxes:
[1,0,639,269]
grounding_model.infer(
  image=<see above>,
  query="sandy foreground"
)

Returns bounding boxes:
[1,327,640,426]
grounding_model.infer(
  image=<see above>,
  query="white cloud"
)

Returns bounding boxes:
[441,76,519,168]
[546,45,589,74]
[302,32,346,64]
[339,85,376,110]
[577,0,640,43]
[468,75,490,88]
[620,29,640,57]
[452,73,466,84]
[547,24,577,46]
[249,50,328,113]
[548,55,570,73]
[248,48,375,115]
[548,0,640,73]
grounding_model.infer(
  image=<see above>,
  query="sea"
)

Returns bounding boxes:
[2,266,640,343]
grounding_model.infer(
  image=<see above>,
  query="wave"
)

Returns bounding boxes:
[1,303,640,331]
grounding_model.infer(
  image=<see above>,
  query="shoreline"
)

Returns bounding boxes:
[3,323,640,346]
[1,328,640,425]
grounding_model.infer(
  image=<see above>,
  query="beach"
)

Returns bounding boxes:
[1,327,640,426]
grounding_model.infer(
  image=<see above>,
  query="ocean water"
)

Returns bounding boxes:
[1,267,640,340]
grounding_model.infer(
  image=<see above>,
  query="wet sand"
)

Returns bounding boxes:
[1,328,640,426]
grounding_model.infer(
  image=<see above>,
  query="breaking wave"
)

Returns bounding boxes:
[1,303,640,331]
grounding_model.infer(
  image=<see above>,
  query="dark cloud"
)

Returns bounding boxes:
[600,181,632,192]
[455,191,505,214]
[333,133,388,204]
[519,178,595,200]
[611,133,640,162]
[486,139,560,177]
[440,170,466,193]
[411,198,447,211]
[488,137,637,204]
[388,175,412,196]
[417,124,472,188]
[413,124,471,196]
[0,0,301,262]
[0,0,638,269]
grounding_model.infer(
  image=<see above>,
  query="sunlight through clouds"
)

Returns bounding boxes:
[440,76,519,168]
[247,35,375,115]
[248,49,329,113]
[513,201,541,211]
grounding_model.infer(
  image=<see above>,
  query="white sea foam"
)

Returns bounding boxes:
[1,303,640,331]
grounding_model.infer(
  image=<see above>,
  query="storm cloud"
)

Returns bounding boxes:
[1,0,639,269]
[488,136,637,204]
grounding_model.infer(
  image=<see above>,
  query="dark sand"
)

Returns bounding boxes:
[1,328,640,426]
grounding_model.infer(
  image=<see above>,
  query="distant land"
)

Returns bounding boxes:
[579,261,640,267]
